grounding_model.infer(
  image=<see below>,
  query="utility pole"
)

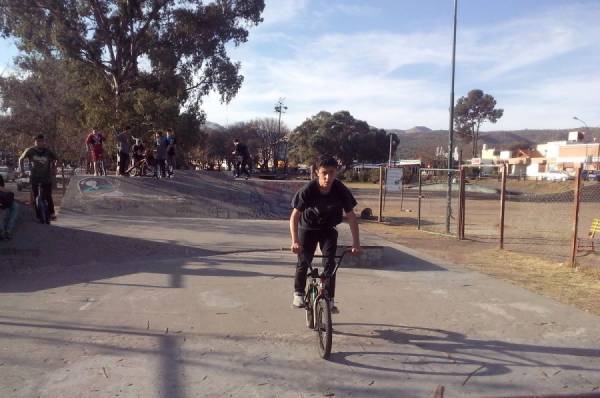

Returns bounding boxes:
[274,98,288,173]
[446,0,459,234]
[573,116,591,170]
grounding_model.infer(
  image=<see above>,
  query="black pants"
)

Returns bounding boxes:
[294,227,338,298]
[31,182,54,217]
[235,158,250,178]
[119,152,130,176]
[156,158,166,178]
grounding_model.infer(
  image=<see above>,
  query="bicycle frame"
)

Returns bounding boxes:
[305,248,351,313]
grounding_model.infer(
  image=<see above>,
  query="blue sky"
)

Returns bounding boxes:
[2,0,599,131]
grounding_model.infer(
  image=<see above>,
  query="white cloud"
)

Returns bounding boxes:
[202,2,600,130]
[260,0,310,26]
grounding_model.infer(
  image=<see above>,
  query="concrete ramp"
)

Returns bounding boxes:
[60,171,306,219]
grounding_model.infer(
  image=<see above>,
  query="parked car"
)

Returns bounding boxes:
[0,165,16,182]
[16,175,31,191]
[582,170,600,182]
[544,171,573,182]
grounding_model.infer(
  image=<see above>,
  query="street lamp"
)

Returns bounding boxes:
[274,98,288,173]
[446,0,459,234]
[573,116,590,170]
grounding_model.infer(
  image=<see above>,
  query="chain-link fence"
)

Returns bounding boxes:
[417,168,460,236]
[576,178,600,268]
[503,181,574,263]
[460,166,503,242]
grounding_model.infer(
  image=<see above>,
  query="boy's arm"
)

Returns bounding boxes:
[345,210,362,255]
[18,149,29,174]
[290,208,302,253]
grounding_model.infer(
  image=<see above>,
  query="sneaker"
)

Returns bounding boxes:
[50,215,57,221]
[292,292,305,308]
[330,299,339,314]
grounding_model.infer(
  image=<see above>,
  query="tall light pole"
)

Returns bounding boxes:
[274,98,288,173]
[446,0,459,234]
[573,116,590,170]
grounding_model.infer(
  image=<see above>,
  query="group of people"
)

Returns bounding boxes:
[85,127,177,179]
[1,133,363,317]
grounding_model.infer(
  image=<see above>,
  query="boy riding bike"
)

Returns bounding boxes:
[85,129,105,176]
[290,155,361,313]
[18,134,58,222]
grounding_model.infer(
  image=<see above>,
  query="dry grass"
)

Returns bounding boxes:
[361,221,600,316]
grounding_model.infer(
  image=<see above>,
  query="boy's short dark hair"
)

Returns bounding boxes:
[35,134,45,140]
[316,155,338,169]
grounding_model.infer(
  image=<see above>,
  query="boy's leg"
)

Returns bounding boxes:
[319,228,338,298]
[4,201,19,236]
[294,228,319,295]
[31,183,41,220]
[42,183,55,216]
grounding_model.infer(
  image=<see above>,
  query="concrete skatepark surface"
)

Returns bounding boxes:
[61,171,306,219]
[1,172,600,397]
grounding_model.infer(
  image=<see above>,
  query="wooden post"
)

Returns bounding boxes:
[499,164,507,249]
[378,166,384,222]
[458,167,466,239]
[570,166,583,268]
[417,169,422,229]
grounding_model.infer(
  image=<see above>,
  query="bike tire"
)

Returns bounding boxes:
[36,195,50,224]
[315,297,332,359]
[305,287,316,329]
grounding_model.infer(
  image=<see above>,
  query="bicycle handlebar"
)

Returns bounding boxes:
[309,248,354,278]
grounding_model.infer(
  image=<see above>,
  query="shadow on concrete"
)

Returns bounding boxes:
[378,246,447,272]
[332,323,600,381]
[0,220,291,293]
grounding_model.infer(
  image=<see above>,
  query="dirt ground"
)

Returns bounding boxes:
[346,181,600,316]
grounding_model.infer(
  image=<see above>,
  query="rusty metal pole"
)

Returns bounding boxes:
[458,167,465,239]
[570,166,583,268]
[499,164,507,249]
[461,168,466,238]
[417,169,422,229]
[378,166,384,222]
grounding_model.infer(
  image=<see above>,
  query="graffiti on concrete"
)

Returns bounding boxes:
[79,177,115,195]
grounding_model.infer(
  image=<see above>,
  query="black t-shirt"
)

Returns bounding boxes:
[291,179,357,230]
[21,147,57,184]
[233,142,249,159]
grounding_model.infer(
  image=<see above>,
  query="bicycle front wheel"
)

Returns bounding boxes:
[315,297,332,359]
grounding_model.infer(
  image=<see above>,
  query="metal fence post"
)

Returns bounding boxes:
[417,169,422,229]
[499,163,507,249]
[458,167,465,239]
[570,166,583,268]
[378,166,384,222]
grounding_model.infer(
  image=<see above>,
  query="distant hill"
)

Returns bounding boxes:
[393,127,600,160]
[202,121,226,131]
[405,126,433,134]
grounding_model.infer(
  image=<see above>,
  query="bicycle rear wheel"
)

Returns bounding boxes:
[305,287,316,329]
[315,297,332,359]
[36,194,50,224]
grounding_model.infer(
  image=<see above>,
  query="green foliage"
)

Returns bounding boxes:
[288,110,399,168]
[454,89,504,157]
[0,0,265,162]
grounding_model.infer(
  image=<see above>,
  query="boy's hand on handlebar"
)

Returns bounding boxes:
[351,246,362,256]
[291,241,302,254]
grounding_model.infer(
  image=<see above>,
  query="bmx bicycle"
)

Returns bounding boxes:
[31,181,51,224]
[304,249,351,359]
[94,158,107,176]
